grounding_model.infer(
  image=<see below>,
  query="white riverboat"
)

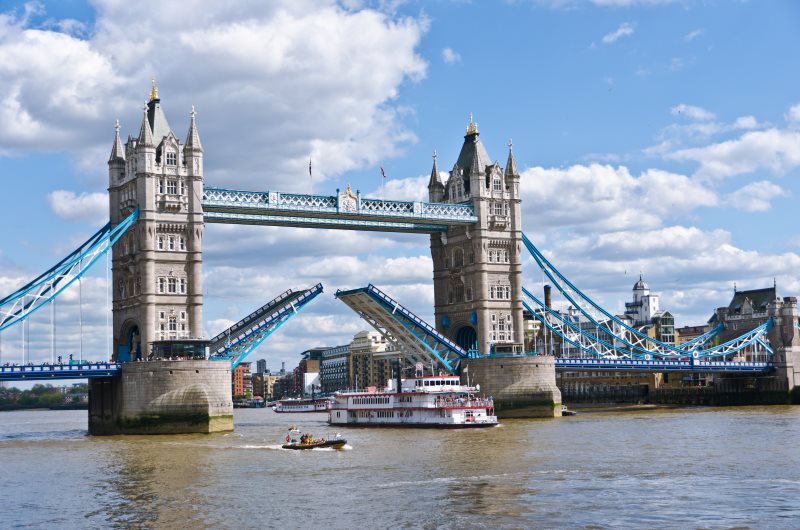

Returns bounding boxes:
[329,375,497,428]
[272,397,331,413]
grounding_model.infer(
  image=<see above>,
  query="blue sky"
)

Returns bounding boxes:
[1,0,799,369]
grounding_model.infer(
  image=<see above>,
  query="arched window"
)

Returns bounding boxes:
[453,248,464,268]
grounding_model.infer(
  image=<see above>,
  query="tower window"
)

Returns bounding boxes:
[493,178,502,192]
[168,236,175,251]
[168,277,177,294]
[157,236,164,251]
[166,151,177,166]
[179,236,186,251]
[167,180,177,194]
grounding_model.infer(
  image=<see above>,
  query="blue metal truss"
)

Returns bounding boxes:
[524,294,773,362]
[0,209,139,332]
[0,362,121,381]
[208,283,324,368]
[335,284,467,374]
[522,233,718,358]
[202,187,478,233]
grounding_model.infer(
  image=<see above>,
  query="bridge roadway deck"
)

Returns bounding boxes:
[0,362,121,381]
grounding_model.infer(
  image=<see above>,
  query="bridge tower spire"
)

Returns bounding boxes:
[108,85,204,361]
[428,115,524,355]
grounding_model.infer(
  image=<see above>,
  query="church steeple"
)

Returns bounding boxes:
[108,120,125,162]
[137,102,153,146]
[184,106,203,153]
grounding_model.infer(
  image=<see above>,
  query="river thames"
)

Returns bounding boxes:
[1,406,799,529]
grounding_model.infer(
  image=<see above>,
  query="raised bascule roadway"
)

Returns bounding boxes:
[2,84,798,432]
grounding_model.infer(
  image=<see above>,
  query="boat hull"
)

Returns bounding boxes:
[281,440,347,450]
[329,422,497,428]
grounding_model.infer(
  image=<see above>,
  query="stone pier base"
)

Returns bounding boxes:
[89,360,234,435]
[462,356,562,418]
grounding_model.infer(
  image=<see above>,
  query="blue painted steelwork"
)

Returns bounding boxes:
[523,233,711,357]
[522,233,747,358]
[208,284,324,368]
[524,295,773,361]
[0,210,139,332]
[555,358,773,373]
[0,362,121,381]
[204,211,450,233]
[335,284,467,373]
[202,187,477,233]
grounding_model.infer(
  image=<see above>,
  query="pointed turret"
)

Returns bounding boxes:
[138,102,154,146]
[504,139,519,178]
[453,113,491,196]
[108,120,125,162]
[427,150,444,202]
[184,106,203,153]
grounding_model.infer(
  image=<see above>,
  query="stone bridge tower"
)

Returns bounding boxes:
[107,83,204,361]
[428,117,524,355]
[767,297,800,399]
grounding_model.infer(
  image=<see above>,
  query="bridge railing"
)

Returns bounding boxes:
[202,187,477,222]
[0,362,121,375]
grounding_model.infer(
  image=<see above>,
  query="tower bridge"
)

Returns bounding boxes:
[2,83,799,433]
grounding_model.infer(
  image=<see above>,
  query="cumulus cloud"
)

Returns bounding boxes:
[519,163,716,233]
[725,181,786,212]
[602,22,635,44]
[441,47,461,64]
[0,1,428,188]
[786,103,800,124]
[668,129,800,180]
[47,190,107,222]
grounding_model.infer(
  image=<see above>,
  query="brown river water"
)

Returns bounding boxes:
[1,405,799,529]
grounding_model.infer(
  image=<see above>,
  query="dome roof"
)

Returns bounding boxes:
[633,275,649,291]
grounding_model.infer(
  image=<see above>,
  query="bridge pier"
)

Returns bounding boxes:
[767,297,800,403]
[88,360,233,435]
[462,356,562,418]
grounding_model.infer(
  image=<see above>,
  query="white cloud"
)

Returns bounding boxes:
[47,190,107,222]
[671,103,715,121]
[602,22,635,44]
[786,103,800,124]
[0,1,429,188]
[668,129,800,180]
[441,47,461,64]
[683,28,703,42]
[725,181,786,212]
[519,163,716,233]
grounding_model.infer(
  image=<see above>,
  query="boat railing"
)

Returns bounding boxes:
[433,397,494,408]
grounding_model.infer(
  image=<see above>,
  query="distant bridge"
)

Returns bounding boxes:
[0,362,121,381]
